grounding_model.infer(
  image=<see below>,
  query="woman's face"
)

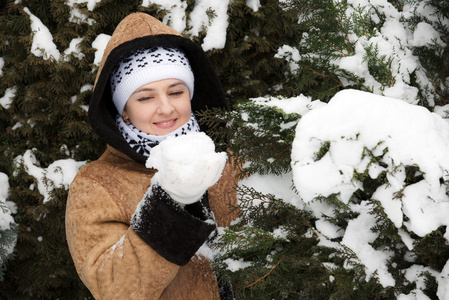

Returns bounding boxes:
[122,79,192,135]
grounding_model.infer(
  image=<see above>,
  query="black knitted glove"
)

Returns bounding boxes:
[131,184,216,266]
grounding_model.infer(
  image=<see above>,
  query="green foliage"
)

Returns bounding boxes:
[277,0,449,106]
[0,0,106,298]
[1,0,447,298]
[214,186,394,299]
[201,0,304,104]
[0,0,324,297]
[406,0,449,105]
[198,99,300,178]
[0,203,17,281]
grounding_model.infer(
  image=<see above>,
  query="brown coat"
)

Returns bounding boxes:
[66,146,238,299]
[66,13,238,299]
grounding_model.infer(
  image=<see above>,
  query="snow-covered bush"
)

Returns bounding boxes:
[213,89,449,299]
[292,89,449,297]
[0,0,447,298]
[276,0,448,106]
[0,0,305,297]
[0,173,17,281]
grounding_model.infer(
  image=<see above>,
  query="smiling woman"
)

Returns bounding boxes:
[123,79,192,136]
[65,12,239,300]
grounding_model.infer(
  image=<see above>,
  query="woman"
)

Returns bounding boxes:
[65,12,238,299]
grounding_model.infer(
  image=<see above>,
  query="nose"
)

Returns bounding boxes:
[157,96,175,115]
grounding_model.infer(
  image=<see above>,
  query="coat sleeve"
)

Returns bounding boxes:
[131,184,216,266]
[208,155,241,227]
[66,174,180,300]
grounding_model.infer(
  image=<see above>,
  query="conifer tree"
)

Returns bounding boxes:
[1,0,447,298]
[0,0,310,298]
[205,0,449,299]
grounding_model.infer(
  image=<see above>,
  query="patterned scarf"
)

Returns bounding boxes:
[116,113,200,157]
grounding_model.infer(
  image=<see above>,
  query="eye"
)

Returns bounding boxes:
[137,96,153,102]
[169,91,184,96]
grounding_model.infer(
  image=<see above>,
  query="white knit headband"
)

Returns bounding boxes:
[110,46,195,115]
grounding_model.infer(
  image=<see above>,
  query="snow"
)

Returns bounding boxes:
[91,33,111,66]
[24,7,61,61]
[66,2,95,25]
[141,0,230,51]
[292,89,449,204]
[23,7,91,61]
[0,173,15,232]
[290,90,449,283]
[0,57,4,76]
[342,201,396,287]
[187,0,230,51]
[245,0,261,12]
[3,0,449,297]
[276,0,448,107]
[14,150,86,203]
[411,22,446,48]
[274,45,301,72]
[0,87,16,109]
[142,0,188,33]
[66,0,102,11]
[437,261,449,299]
[251,94,326,115]
[146,132,227,204]
[63,38,85,61]
[240,89,449,290]
[0,172,17,264]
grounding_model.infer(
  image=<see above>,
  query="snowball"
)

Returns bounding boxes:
[146,132,218,168]
[146,132,227,204]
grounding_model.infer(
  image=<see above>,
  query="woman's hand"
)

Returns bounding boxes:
[146,132,227,204]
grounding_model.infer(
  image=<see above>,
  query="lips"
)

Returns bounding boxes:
[154,118,177,128]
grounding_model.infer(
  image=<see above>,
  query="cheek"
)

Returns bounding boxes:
[129,105,156,123]
[178,100,192,117]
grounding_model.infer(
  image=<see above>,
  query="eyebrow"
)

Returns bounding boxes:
[132,81,186,94]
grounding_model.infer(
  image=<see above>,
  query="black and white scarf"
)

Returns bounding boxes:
[116,113,200,157]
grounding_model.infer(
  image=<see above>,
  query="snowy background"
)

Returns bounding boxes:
[1,0,449,298]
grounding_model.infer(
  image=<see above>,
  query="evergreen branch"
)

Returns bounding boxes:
[337,14,354,54]
[300,63,343,87]
[245,255,285,288]
[430,75,444,99]
[319,36,348,57]
[282,291,308,299]
[389,1,403,11]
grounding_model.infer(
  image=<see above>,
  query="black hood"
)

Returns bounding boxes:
[89,34,229,164]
